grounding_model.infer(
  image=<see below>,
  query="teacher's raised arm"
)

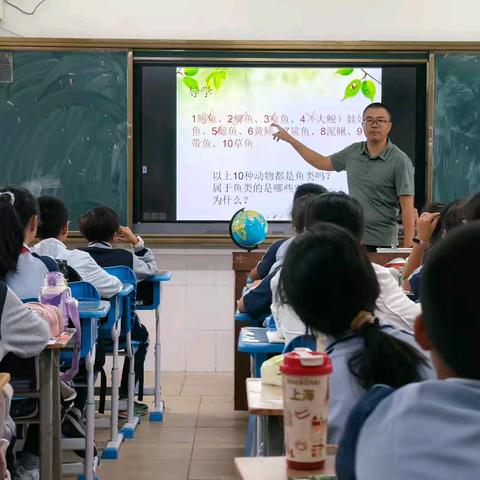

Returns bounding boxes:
[272,103,416,250]
[271,123,334,172]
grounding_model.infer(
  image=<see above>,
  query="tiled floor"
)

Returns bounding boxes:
[95,372,248,480]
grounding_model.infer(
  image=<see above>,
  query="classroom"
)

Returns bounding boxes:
[0,1,479,479]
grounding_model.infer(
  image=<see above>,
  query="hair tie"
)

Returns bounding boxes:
[351,310,375,332]
[0,191,15,206]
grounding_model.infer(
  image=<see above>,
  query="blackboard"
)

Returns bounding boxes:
[434,53,480,202]
[0,51,128,229]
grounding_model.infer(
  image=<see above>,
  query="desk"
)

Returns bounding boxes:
[235,450,337,479]
[246,378,283,456]
[67,300,110,480]
[39,330,75,480]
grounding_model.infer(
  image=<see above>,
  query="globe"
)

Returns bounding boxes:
[229,208,268,251]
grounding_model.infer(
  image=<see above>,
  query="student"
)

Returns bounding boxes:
[32,196,123,299]
[338,222,480,480]
[79,206,157,279]
[237,193,316,318]
[79,206,157,413]
[406,198,465,299]
[277,222,432,444]
[271,192,422,343]
[249,183,327,282]
[0,187,58,300]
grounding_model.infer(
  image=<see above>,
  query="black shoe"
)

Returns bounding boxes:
[62,408,97,459]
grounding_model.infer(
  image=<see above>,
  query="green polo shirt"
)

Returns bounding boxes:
[331,140,414,246]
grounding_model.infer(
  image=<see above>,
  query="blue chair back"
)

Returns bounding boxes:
[104,266,137,336]
[282,334,316,354]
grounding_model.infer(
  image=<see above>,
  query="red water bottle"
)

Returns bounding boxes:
[280,349,332,470]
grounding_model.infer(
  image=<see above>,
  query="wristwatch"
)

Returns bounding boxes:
[412,237,427,245]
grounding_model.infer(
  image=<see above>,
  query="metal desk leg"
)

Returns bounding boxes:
[263,416,284,456]
[39,349,53,479]
[149,302,164,422]
[52,350,63,479]
[84,337,97,480]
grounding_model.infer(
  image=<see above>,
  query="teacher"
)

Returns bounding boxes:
[272,102,415,250]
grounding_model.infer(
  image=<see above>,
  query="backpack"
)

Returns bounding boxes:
[26,303,64,337]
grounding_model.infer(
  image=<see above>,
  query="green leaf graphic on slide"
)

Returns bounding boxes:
[343,79,361,100]
[184,68,199,77]
[183,77,199,90]
[336,68,354,76]
[206,69,228,90]
[361,79,376,101]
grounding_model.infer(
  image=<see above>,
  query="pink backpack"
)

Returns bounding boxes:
[27,303,64,337]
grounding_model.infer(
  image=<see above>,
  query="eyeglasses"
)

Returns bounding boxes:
[362,118,391,126]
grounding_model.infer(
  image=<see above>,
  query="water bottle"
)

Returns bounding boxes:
[39,271,70,329]
[280,349,332,470]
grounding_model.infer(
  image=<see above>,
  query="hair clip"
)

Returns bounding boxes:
[0,191,15,206]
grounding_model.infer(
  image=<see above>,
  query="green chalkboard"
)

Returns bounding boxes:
[434,53,480,202]
[0,51,128,229]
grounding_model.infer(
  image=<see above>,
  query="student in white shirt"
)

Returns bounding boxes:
[33,196,123,299]
[0,187,58,300]
[276,222,432,443]
[338,222,480,480]
[271,192,420,345]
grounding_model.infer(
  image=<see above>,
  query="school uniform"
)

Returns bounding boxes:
[0,282,51,361]
[80,241,157,280]
[271,262,420,344]
[255,238,288,279]
[4,245,58,300]
[33,238,123,299]
[351,378,480,480]
[325,325,434,445]
[242,269,279,319]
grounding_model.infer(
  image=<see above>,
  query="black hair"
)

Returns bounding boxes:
[441,198,465,235]
[421,221,480,379]
[421,201,447,245]
[79,206,120,243]
[37,196,69,240]
[278,223,428,389]
[0,193,24,278]
[0,185,37,230]
[464,192,480,222]
[363,102,392,120]
[293,183,327,203]
[304,191,364,240]
[291,194,315,234]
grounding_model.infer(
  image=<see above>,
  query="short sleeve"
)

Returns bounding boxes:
[395,155,415,197]
[330,144,354,172]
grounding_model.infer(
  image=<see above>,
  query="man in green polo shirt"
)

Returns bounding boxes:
[272,103,415,250]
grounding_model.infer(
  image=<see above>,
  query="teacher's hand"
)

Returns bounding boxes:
[272,123,293,143]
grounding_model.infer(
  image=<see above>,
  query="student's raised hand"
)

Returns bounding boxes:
[114,226,139,246]
[416,212,441,243]
[272,123,293,143]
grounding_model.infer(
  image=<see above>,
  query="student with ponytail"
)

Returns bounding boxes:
[277,222,433,443]
[0,186,58,299]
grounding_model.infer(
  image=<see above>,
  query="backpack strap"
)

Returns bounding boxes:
[30,252,59,272]
[335,384,395,480]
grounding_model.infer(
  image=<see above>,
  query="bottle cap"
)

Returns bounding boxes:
[280,349,332,376]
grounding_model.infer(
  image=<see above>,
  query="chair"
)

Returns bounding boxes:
[282,334,316,354]
[135,272,172,422]
[101,266,139,439]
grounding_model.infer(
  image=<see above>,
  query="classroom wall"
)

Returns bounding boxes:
[2,0,480,41]
[139,248,235,372]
